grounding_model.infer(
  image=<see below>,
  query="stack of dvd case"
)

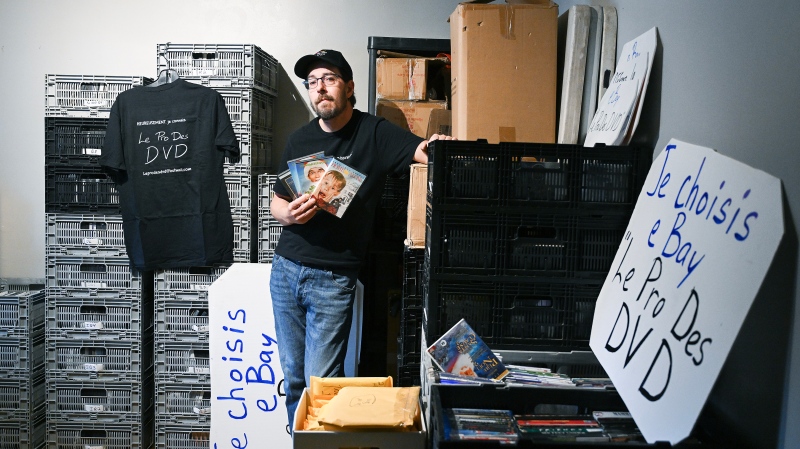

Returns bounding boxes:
[0,279,46,449]
[43,74,155,449]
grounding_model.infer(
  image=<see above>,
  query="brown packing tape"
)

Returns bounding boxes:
[499,4,515,40]
[499,126,516,142]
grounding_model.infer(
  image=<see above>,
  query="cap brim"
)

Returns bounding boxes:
[294,55,323,79]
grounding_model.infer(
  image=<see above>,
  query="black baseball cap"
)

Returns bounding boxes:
[294,49,353,81]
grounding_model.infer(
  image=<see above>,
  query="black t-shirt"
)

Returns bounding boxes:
[274,109,423,270]
[100,79,239,270]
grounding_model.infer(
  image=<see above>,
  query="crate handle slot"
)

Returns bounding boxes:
[81,221,108,231]
[80,347,107,356]
[191,350,210,358]
[189,308,209,317]
[192,52,218,60]
[79,263,107,273]
[515,226,557,240]
[188,267,214,275]
[80,82,107,91]
[513,297,553,308]
[81,388,108,397]
[80,305,107,314]
[80,429,107,438]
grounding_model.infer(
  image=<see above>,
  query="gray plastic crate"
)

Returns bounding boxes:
[154,383,211,425]
[46,256,141,298]
[155,422,210,449]
[225,128,273,175]
[0,334,45,380]
[154,265,229,298]
[45,213,127,258]
[0,373,45,419]
[216,87,274,133]
[0,410,46,449]
[257,217,283,264]
[46,339,142,382]
[257,173,277,210]
[154,341,210,384]
[46,420,152,449]
[0,288,45,338]
[46,297,142,341]
[232,213,253,263]
[0,278,45,293]
[45,74,151,118]
[225,174,251,214]
[154,299,209,343]
[157,43,278,94]
[46,380,144,423]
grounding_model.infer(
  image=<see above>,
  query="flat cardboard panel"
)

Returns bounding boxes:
[293,388,426,449]
[591,139,783,444]
[405,163,428,249]
[450,2,557,143]
[377,100,448,138]
[376,58,427,100]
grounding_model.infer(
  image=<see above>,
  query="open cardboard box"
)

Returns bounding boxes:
[292,388,427,449]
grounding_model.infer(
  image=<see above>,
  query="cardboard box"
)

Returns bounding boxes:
[377,100,448,138]
[293,388,427,449]
[426,108,452,137]
[450,0,558,143]
[376,57,449,101]
[405,163,428,249]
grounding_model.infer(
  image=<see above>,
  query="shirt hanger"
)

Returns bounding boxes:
[148,49,180,87]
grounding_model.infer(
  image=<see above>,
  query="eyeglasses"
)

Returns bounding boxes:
[303,73,342,90]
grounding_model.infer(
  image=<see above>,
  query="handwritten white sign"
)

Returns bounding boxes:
[209,263,292,449]
[619,27,656,145]
[583,72,640,147]
[590,139,783,444]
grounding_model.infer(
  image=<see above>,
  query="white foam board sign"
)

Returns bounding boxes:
[208,263,362,449]
[590,139,783,444]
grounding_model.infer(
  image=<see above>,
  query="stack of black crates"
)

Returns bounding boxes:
[421,140,652,447]
[151,43,277,449]
[43,74,155,448]
[0,279,46,449]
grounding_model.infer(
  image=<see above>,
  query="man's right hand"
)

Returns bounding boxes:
[271,193,318,225]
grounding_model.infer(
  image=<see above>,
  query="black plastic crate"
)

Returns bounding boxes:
[397,362,422,388]
[427,140,651,210]
[403,247,426,309]
[45,117,109,167]
[423,278,603,351]
[45,166,120,214]
[426,209,630,279]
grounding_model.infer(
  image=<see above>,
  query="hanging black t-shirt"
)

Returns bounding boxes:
[100,79,239,270]
[273,109,423,270]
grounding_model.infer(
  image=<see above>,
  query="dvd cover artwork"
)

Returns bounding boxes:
[309,158,366,218]
[427,319,508,380]
[287,151,330,195]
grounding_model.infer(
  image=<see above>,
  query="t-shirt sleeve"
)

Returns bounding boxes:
[214,92,240,162]
[100,99,126,171]
[375,117,424,175]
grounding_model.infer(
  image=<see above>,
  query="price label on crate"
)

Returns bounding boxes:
[83,363,104,372]
[83,99,107,108]
[192,324,209,332]
[194,406,211,415]
[188,366,210,374]
[84,445,104,449]
[590,139,783,445]
[83,148,102,156]
[82,321,104,330]
[190,284,209,291]
[82,238,103,245]
[81,282,107,289]
[84,404,105,412]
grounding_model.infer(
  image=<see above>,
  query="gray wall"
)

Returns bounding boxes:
[1,1,798,447]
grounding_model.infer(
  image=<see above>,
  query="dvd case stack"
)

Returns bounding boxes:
[0,279,46,449]
[151,265,228,448]
[43,74,155,449]
[157,43,278,263]
[257,173,282,263]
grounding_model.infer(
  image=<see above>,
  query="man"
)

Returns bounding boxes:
[269,49,453,424]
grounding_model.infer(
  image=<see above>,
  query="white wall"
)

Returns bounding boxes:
[0,0,463,277]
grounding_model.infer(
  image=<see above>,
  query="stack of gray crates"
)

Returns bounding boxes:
[152,266,228,448]
[151,44,277,447]
[157,43,278,263]
[43,74,155,449]
[257,173,282,263]
[0,279,46,449]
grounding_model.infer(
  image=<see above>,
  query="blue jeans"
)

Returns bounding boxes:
[269,253,358,426]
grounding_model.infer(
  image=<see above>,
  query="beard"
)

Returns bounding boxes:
[313,94,343,120]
